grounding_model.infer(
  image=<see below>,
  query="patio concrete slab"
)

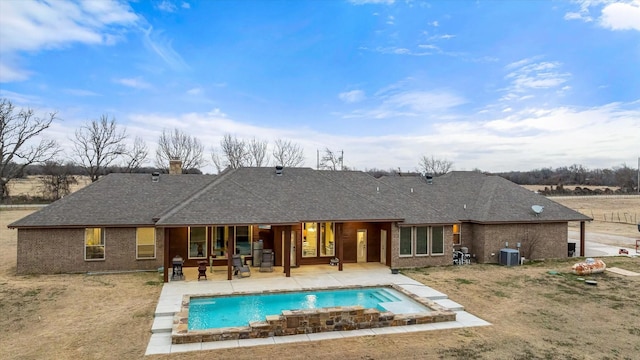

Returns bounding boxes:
[151,315,174,333]
[170,342,202,353]
[606,267,640,276]
[434,298,465,311]
[201,339,240,350]
[272,334,311,344]
[338,328,376,338]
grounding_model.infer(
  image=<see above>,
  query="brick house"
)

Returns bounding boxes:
[9,165,590,281]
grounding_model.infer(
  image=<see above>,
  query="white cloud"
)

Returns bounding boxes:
[142,26,189,71]
[0,61,30,82]
[340,82,466,119]
[600,1,640,31]
[114,77,151,89]
[565,0,640,31]
[502,59,571,100]
[348,0,395,5]
[0,0,138,82]
[181,2,191,9]
[157,1,177,13]
[63,89,101,97]
[36,98,640,174]
[187,87,202,95]
[430,21,439,27]
[339,90,366,103]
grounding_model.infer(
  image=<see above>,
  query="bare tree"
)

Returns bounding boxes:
[418,155,453,176]
[72,115,127,182]
[211,134,248,172]
[319,148,344,171]
[123,136,148,172]
[38,160,78,200]
[247,138,269,167]
[155,128,205,172]
[0,99,59,200]
[272,139,305,167]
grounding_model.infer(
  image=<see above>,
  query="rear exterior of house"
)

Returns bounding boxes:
[9,166,591,280]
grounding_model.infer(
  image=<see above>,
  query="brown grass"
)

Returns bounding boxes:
[550,197,640,238]
[2,202,640,359]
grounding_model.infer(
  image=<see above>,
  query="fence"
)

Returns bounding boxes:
[597,212,638,225]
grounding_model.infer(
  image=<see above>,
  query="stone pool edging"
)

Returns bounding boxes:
[171,284,456,344]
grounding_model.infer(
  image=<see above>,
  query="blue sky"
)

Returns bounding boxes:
[1,0,639,174]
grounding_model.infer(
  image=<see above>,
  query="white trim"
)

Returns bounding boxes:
[188,226,208,260]
[136,227,157,260]
[84,227,105,261]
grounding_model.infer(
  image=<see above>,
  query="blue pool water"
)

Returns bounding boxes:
[188,287,429,330]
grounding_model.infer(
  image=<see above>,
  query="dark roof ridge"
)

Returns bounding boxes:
[316,171,408,219]
[153,170,230,222]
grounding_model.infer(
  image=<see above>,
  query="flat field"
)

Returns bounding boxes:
[2,202,639,359]
[549,197,640,238]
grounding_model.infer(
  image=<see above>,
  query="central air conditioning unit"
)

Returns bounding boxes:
[499,248,520,266]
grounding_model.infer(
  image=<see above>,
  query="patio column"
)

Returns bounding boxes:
[227,235,235,281]
[580,221,585,257]
[284,226,291,277]
[337,223,343,271]
[163,229,169,283]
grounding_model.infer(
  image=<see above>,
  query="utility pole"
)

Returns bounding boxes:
[637,156,639,194]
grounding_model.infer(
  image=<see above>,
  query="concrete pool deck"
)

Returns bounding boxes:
[145,263,490,355]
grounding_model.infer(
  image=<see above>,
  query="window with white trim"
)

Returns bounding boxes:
[189,227,207,259]
[85,228,105,260]
[302,222,318,257]
[453,224,461,245]
[136,227,156,259]
[416,226,428,255]
[399,227,412,256]
[431,226,444,255]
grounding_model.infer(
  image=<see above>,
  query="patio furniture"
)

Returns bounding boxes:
[197,261,207,280]
[232,254,251,277]
[172,255,184,280]
[260,249,274,272]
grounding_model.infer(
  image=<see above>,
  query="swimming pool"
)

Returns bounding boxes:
[188,287,430,330]
[172,285,456,344]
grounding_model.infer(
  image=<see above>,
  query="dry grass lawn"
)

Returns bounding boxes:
[2,203,640,359]
[550,197,640,238]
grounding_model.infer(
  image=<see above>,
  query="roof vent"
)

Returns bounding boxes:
[152,172,160,182]
[275,165,284,176]
[426,175,433,184]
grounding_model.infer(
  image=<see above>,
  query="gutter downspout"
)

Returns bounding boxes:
[580,221,586,257]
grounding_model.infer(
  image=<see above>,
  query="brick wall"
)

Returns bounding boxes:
[17,227,165,274]
[469,222,568,263]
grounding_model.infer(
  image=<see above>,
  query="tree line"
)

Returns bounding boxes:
[493,164,638,192]
[1,98,636,202]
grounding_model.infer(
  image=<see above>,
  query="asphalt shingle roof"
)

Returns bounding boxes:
[9,168,590,229]
[9,173,213,228]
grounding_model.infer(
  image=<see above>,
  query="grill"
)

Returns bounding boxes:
[172,255,184,280]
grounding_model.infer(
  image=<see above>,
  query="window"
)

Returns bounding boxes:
[416,226,428,255]
[453,224,461,245]
[136,228,156,259]
[189,227,207,259]
[213,226,227,258]
[320,222,335,257]
[85,228,105,260]
[235,226,250,256]
[431,226,444,255]
[302,222,318,257]
[399,227,412,256]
